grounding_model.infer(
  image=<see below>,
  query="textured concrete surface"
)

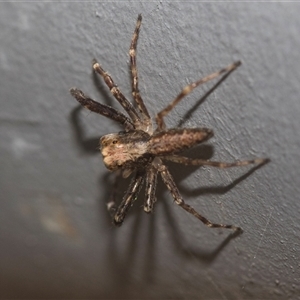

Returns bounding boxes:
[0,2,299,299]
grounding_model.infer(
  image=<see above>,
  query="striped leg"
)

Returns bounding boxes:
[144,165,158,213]
[70,88,134,131]
[129,14,151,124]
[159,163,242,231]
[156,61,241,130]
[113,171,145,226]
[92,59,141,126]
[163,155,269,168]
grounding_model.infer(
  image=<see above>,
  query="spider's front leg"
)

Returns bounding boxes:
[129,14,151,125]
[144,165,158,213]
[113,171,145,226]
[92,59,142,127]
[70,88,134,131]
[158,163,242,231]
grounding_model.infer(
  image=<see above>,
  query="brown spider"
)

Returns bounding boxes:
[70,14,268,231]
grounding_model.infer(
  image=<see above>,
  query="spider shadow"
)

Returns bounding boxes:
[70,106,100,154]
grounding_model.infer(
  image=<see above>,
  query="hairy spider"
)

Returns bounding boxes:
[70,14,268,231]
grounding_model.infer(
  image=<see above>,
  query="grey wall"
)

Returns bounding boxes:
[1,2,299,299]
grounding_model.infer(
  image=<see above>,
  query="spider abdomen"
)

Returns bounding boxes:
[149,128,213,156]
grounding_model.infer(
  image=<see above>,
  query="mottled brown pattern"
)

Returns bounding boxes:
[149,128,213,155]
[70,14,269,231]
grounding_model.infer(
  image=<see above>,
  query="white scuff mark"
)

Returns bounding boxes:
[21,193,80,239]
[41,216,63,234]
[205,272,228,300]
[241,207,274,291]
[38,201,78,239]
[253,208,274,259]
[18,11,31,31]
[11,136,41,159]
[0,51,10,71]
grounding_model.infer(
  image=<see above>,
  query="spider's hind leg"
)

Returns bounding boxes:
[158,163,242,231]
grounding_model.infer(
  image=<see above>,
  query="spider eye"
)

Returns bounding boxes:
[112,140,118,144]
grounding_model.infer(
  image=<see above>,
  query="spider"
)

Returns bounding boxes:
[70,14,268,232]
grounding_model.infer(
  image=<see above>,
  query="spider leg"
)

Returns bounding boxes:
[158,163,242,231]
[144,165,158,213]
[113,171,145,226]
[92,59,141,126]
[163,155,270,168]
[70,88,134,131]
[130,14,151,127]
[156,61,241,130]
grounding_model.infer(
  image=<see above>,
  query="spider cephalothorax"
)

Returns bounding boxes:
[70,14,268,230]
[100,130,151,172]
